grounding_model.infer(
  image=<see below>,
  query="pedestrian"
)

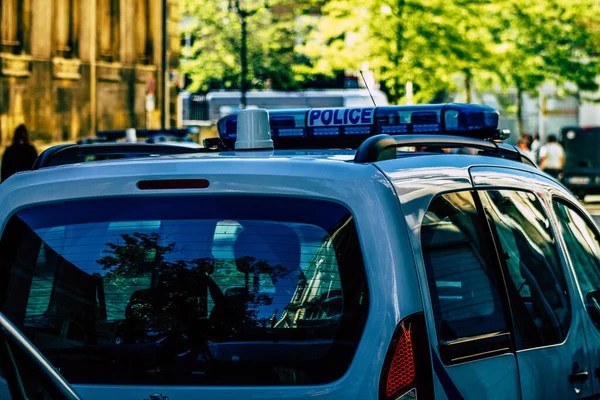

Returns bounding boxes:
[538,134,565,179]
[1,124,38,182]
[530,133,541,163]
[516,137,534,160]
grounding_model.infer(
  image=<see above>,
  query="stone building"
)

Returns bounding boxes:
[0,0,180,144]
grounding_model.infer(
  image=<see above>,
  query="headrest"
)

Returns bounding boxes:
[233,222,301,276]
[160,220,216,265]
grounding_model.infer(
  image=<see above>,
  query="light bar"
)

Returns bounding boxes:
[217,103,503,149]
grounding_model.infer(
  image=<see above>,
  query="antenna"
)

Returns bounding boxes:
[360,70,377,106]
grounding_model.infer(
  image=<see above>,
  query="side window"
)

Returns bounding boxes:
[422,191,509,350]
[482,190,571,349]
[553,200,600,328]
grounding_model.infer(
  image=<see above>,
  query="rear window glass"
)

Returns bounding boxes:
[0,196,368,386]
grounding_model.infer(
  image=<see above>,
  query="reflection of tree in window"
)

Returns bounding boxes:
[97,230,305,343]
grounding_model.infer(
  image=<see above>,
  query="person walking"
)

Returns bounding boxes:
[1,124,38,182]
[530,133,541,163]
[516,137,534,160]
[538,134,565,179]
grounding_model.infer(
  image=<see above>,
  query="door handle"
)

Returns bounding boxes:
[569,371,589,383]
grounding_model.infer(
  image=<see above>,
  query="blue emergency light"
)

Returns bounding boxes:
[217,103,503,149]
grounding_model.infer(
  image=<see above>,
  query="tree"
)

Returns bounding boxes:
[181,0,600,115]
[297,0,600,111]
[296,0,495,104]
[180,0,305,93]
[487,0,600,133]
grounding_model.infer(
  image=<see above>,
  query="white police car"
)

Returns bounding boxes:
[1,104,599,400]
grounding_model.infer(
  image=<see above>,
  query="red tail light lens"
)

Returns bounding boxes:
[380,312,434,400]
[386,329,416,397]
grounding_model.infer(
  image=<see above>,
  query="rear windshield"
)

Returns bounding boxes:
[0,196,368,386]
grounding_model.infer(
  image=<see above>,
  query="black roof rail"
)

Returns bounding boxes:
[32,144,78,169]
[32,143,213,170]
[354,134,529,165]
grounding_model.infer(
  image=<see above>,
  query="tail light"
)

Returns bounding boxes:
[380,312,434,400]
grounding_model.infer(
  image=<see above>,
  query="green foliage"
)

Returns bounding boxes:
[297,0,600,104]
[296,0,497,103]
[181,0,600,108]
[476,0,600,130]
[488,0,600,93]
[180,0,308,92]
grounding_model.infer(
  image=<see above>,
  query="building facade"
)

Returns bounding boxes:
[0,0,179,144]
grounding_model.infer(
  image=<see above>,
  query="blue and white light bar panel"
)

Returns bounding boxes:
[217,103,502,149]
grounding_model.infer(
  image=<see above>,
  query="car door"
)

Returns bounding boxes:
[551,196,600,399]
[478,187,593,399]
[387,165,521,400]
[0,311,81,400]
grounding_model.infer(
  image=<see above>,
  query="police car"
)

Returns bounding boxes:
[1,104,599,400]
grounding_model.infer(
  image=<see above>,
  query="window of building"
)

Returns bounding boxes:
[0,0,31,55]
[54,0,80,58]
[135,0,153,64]
[97,0,119,62]
[482,190,571,349]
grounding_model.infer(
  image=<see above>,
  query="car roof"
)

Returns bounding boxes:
[9,101,548,205]
[0,147,565,240]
